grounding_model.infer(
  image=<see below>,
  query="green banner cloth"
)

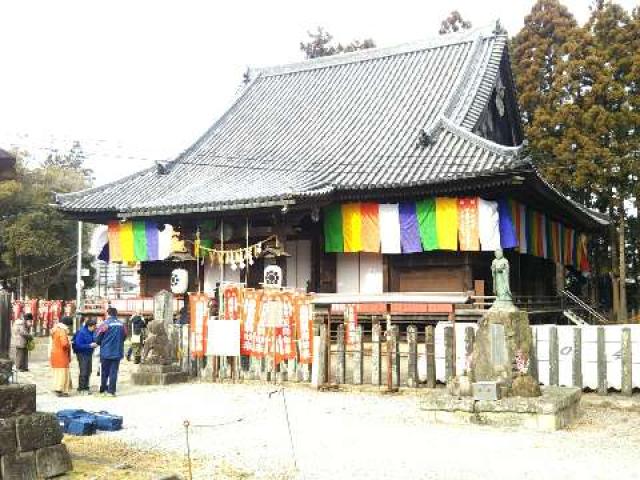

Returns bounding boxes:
[133,220,148,261]
[324,204,344,252]
[416,199,438,251]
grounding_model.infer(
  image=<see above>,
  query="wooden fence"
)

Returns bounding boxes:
[305,323,639,395]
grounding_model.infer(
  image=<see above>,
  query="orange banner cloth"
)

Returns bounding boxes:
[360,203,380,252]
[458,197,480,251]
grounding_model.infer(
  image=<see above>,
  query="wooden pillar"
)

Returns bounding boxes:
[597,326,607,395]
[407,325,418,388]
[464,326,475,375]
[371,320,382,386]
[549,326,559,386]
[352,325,363,385]
[312,323,327,388]
[528,327,539,382]
[572,328,583,389]
[336,323,345,384]
[391,325,400,388]
[425,325,436,388]
[622,328,632,396]
[444,326,454,382]
[0,291,11,359]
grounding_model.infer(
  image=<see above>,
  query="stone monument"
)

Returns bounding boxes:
[0,290,72,478]
[131,319,188,386]
[422,251,581,430]
[471,249,540,397]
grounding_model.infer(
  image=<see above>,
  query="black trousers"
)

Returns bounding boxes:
[15,348,28,371]
[76,353,93,391]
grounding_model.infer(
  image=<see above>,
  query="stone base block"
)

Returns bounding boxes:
[1,451,37,480]
[0,384,36,418]
[0,359,13,385]
[132,364,188,385]
[16,413,63,452]
[35,444,73,479]
[0,418,17,456]
[421,387,581,432]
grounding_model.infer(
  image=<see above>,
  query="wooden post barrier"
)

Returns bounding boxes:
[444,326,454,382]
[528,327,539,382]
[372,320,382,386]
[312,323,327,388]
[464,326,475,375]
[407,325,418,388]
[622,328,632,397]
[572,328,582,389]
[425,325,436,388]
[391,325,400,388]
[353,325,363,385]
[549,326,559,386]
[336,323,346,384]
[597,327,607,395]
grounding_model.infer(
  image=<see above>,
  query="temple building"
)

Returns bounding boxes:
[55,25,608,318]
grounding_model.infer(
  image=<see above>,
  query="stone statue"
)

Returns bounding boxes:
[491,248,514,309]
[141,319,172,365]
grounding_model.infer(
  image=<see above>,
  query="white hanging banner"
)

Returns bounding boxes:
[207,319,241,357]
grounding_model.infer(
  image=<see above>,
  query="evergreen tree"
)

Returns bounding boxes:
[300,27,375,59]
[0,149,94,297]
[438,11,472,35]
[511,0,578,128]
[522,1,639,320]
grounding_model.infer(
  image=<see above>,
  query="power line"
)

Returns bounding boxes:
[1,254,78,283]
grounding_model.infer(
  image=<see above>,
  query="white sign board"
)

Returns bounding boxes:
[206,319,240,357]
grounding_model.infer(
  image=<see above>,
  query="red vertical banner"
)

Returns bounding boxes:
[241,289,262,356]
[223,285,243,320]
[50,301,62,329]
[189,293,209,358]
[280,292,296,362]
[38,301,50,332]
[295,295,314,364]
[12,300,23,322]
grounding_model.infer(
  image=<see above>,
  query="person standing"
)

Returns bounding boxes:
[11,313,33,372]
[72,318,97,394]
[50,316,73,397]
[126,311,146,363]
[95,307,127,397]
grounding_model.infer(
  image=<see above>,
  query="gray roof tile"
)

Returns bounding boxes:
[57,26,527,217]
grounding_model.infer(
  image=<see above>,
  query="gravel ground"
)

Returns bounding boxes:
[20,353,640,480]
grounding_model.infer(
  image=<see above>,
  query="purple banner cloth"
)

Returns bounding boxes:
[399,202,422,253]
[145,221,159,261]
[498,198,518,249]
[98,242,109,262]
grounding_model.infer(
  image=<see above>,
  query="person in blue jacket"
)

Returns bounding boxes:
[72,318,97,394]
[95,307,127,397]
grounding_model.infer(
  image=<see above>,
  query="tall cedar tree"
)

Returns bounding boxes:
[438,11,472,34]
[511,0,578,129]
[523,1,639,319]
[300,27,375,59]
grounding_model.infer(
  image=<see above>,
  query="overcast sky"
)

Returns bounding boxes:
[1,0,638,185]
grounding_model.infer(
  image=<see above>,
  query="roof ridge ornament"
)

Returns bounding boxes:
[155,160,169,175]
[493,19,507,36]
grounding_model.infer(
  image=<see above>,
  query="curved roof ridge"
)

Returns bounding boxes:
[441,118,523,158]
[256,24,497,78]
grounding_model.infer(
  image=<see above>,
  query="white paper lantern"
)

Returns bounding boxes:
[263,265,282,287]
[170,268,189,294]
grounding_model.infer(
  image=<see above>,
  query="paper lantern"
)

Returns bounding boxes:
[170,268,189,294]
[263,265,282,287]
